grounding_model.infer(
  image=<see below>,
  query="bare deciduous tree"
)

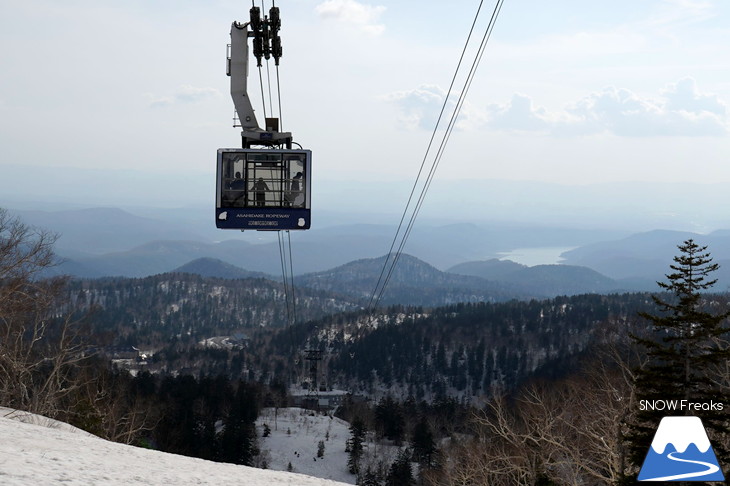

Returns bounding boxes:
[69,368,157,444]
[0,208,87,417]
[435,346,639,486]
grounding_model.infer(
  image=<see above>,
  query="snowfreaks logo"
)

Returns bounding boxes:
[638,416,725,482]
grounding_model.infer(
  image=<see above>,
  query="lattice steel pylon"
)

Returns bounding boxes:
[304,349,323,410]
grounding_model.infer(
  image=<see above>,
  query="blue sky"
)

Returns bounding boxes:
[1,0,730,198]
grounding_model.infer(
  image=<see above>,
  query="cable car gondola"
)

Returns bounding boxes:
[216,148,311,230]
[217,5,311,231]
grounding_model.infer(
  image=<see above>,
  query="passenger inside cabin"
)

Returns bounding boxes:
[229,171,245,190]
[253,177,269,207]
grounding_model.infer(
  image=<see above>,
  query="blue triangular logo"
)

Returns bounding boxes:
[638,416,725,482]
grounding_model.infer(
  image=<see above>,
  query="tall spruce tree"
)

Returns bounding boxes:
[347,416,367,475]
[627,239,730,472]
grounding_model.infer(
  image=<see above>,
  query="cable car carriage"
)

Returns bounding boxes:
[216,148,311,230]
[216,5,311,231]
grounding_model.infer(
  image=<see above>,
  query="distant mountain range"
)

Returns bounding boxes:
[559,229,730,290]
[9,206,622,275]
[174,258,272,280]
[9,205,730,297]
[170,254,629,305]
[295,254,533,305]
[448,259,623,295]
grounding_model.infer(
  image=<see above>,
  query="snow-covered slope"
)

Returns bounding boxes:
[256,408,356,484]
[0,408,350,486]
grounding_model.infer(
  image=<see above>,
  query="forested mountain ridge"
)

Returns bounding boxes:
[173,258,273,280]
[295,254,535,305]
[168,254,628,306]
[54,268,668,401]
[52,263,729,403]
[256,293,665,399]
[62,273,360,347]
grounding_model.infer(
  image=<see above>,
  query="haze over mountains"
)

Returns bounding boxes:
[10,205,621,276]
[5,166,730,295]
[6,202,730,297]
[5,164,730,233]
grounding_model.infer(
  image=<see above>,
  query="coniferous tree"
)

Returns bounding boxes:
[219,382,259,466]
[361,469,381,486]
[347,416,367,475]
[385,449,414,486]
[627,239,730,471]
[375,396,405,444]
[411,416,437,468]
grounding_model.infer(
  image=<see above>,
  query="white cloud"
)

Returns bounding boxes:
[382,85,484,131]
[315,0,386,35]
[383,85,449,130]
[560,80,728,136]
[649,0,716,28]
[486,94,553,132]
[387,79,728,137]
[147,85,221,109]
[661,77,726,115]
[174,85,220,103]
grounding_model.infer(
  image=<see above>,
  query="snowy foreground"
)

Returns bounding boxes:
[0,407,350,486]
[256,408,358,484]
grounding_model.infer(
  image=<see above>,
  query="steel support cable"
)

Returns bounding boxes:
[271,0,283,131]
[265,59,275,117]
[387,0,505,275]
[278,230,299,366]
[260,0,275,119]
[286,230,298,325]
[369,0,505,311]
[409,0,505,228]
[277,231,293,326]
[374,0,505,309]
[366,0,487,312]
[258,66,268,121]
[276,65,284,131]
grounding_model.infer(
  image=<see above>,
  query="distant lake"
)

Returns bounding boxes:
[497,246,576,267]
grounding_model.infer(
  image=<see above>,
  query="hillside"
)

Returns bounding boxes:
[9,206,622,278]
[448,259,623,295]
[255,408,358,484]
[448,258,527,280]
[229,293,667,401]
[295,254,535,305]
[63,273,360,347]
[560,230,730,284]
[173,257,273,280]
[21,203,730,294]
[0,408,349,486]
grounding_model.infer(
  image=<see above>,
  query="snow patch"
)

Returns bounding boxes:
[0,407,351,486]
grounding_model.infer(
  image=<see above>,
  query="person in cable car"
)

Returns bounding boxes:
[285,171,303,207]
[253,177,269,207]
[229,171,245,190]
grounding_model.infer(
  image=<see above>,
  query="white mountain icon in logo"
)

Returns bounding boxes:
[638,416,724,482]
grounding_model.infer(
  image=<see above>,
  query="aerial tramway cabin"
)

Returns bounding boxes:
[215,5,312,231]
[216,148,311,230]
